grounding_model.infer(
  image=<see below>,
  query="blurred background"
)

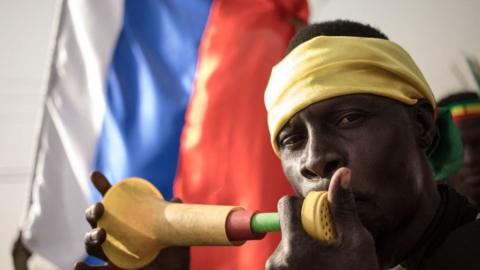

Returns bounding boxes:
[0,0,479,269]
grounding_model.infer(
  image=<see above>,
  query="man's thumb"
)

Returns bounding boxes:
[328,168,361,234]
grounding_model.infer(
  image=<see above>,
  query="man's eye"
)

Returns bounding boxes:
[337,112,365,126]
[280,134,304,148]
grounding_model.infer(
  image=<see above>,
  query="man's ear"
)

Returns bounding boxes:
[412,99,436,149]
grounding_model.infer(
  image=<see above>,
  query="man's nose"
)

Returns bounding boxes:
[300,140,344,180]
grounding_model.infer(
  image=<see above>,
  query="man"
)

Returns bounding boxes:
[77,20,480,270]
[263,20,480,269]
[438,91,480,206]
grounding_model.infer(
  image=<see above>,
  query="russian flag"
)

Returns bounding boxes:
[21,0,308,269]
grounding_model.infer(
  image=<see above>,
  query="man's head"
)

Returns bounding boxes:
[439,91,480,205]
[264,20,439,258]
[287,19,389,52]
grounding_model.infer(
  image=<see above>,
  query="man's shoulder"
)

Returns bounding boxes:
[424,218,480,270]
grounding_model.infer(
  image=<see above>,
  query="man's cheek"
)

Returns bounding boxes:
[283,165,304,194]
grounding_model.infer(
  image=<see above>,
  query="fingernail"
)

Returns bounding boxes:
[90,228,100,241]
[340,168,351,189]
[74,261,86,270]
[85,204,95,216]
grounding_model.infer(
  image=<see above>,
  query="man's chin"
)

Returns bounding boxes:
[356,203,387,240]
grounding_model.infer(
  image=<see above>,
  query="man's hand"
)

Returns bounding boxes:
[12,231,31,270]
[266,167,379,270]
[74,171,189,270]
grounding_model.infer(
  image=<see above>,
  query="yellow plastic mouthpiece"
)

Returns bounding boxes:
[301,191,336,241]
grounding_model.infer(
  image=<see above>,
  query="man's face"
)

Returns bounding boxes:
[450,117,480,205]
[277,94,426,240]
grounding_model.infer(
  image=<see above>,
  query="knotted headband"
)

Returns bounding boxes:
[264,36,462,180]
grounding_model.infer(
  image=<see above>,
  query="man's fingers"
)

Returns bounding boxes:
[170,197,183,203]
[327,167,352,203]
[266,196,313,269]
[85,228,108,261]
[152,246,190,269]
[86,203,104,228]
[90,171,111,196]
[277,195,307,242]
[74,262,91,270]
[74,261,115,270]
[327,167,361,236]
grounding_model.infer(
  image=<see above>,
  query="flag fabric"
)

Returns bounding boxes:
[21,0,124,268]
[21,0,308,269]
[174,1,307,269]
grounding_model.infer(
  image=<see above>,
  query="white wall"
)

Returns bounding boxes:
[0,1,478,269]
[0,0,59,268]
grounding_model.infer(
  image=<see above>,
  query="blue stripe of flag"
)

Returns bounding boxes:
[92,0,212,202]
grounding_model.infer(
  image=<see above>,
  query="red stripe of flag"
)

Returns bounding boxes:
[174,0,308,269]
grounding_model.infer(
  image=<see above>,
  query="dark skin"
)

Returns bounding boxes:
[266,94,440,269]
[448,116,480,206]
[74,171,189,270]
[12,232,31,270]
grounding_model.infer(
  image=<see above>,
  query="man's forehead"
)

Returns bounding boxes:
[293,94,398,115]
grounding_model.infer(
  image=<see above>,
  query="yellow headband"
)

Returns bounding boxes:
[265,36,436,155]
